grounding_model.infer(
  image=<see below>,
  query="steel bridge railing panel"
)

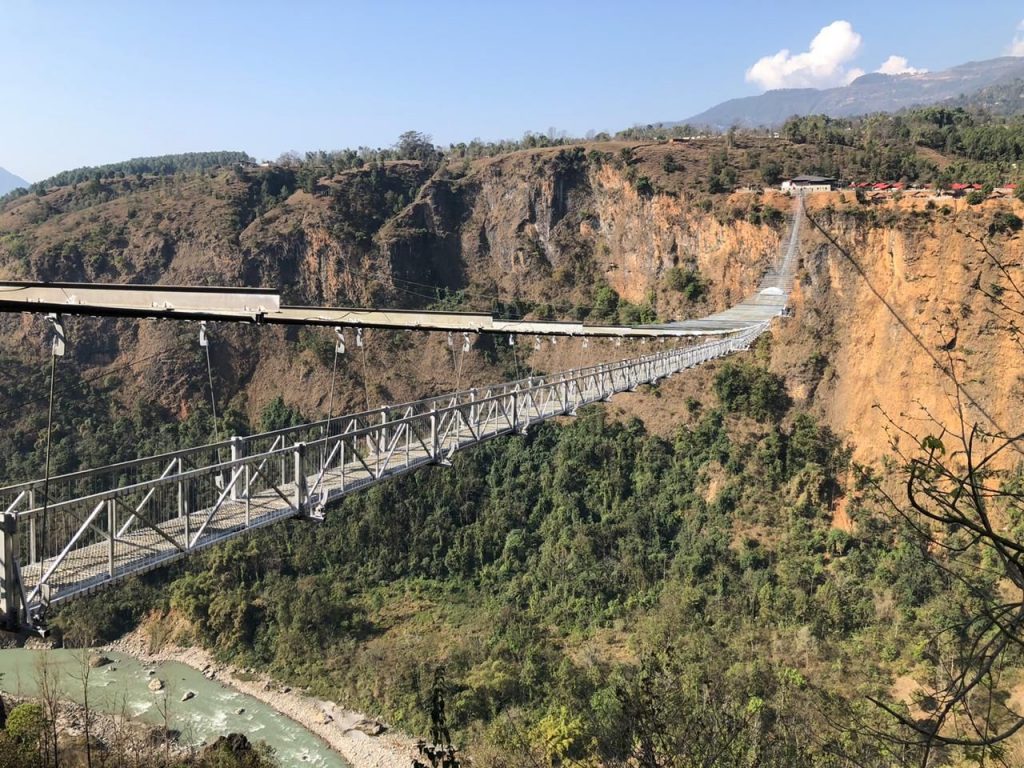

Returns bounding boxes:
[2,322,772,625]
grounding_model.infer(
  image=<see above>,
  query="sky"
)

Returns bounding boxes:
[2,1,1024,182]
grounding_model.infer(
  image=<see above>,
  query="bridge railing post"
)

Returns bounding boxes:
[0,512,19,629]
[107,499,116,578]
[179,458,191,550]
[430,406,440,461]
[28,489,36,565]
[230,436,244,501]
[294,443,308,515]
[244,464,251,527]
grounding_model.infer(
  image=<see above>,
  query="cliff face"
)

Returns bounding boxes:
[380,147,785,319]
[0,146,788,429]
[775,193,1024,460]
[0,145,1020,468]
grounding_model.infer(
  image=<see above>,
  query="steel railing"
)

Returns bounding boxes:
[0,322,770,628]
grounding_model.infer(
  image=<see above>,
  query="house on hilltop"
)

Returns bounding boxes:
[781,175,835,194]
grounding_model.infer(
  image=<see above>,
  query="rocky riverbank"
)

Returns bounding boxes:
[103,629,416,768]
[4,693,194,761]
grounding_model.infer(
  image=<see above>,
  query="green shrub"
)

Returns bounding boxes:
[634,176,654,197]
[260,396,304,432]
[713,361,791,422]
[3,702,44,768]
[989,210,1023,236]
[665,268,707,301]
[591,284,619,321]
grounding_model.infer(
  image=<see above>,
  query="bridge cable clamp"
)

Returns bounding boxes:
[46,313,66,357]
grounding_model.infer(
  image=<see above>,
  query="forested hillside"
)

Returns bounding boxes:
[1,121,1024,765]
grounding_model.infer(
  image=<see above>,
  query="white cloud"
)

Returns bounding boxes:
[876,55,927,75]
[1009,20,1024,56]
[746,20,865,90]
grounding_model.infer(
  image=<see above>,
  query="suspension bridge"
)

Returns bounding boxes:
[0,199,804,633]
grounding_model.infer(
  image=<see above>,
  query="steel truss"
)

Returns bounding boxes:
[0,323,767,630]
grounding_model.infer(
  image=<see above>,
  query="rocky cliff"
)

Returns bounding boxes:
[0,145,783,441]
[776,192,1024,460]
[0,143,1020,473]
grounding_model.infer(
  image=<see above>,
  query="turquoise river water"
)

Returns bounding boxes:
[0,649,349,767]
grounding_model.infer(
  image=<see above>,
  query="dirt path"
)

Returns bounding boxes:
[103,629,416,768]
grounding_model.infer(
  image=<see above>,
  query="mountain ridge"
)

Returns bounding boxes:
[681,55,1024,129]
[0,166,30,195]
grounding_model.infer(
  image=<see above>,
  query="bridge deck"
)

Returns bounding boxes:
[5,327,765,622]
[0,200,805,629]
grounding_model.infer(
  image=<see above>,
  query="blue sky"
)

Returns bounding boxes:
[2,1,1023,181]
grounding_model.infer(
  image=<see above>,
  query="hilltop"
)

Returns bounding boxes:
[682,55,1024,129]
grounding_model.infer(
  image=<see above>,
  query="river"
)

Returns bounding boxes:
[0,649,350,767]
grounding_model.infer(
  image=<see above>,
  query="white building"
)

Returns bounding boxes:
[781,175,836,194]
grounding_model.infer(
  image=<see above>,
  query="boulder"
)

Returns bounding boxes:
[88,654,113,668]
[203,734,253,761]
[352,718,387,736]
[181,691,195,702]
[147,678,164,692]
[146,727,181,746]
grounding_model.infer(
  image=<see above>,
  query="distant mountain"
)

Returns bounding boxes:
[0,167,29,195]
[682,56,1024,130]
[945,78,1024,115]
